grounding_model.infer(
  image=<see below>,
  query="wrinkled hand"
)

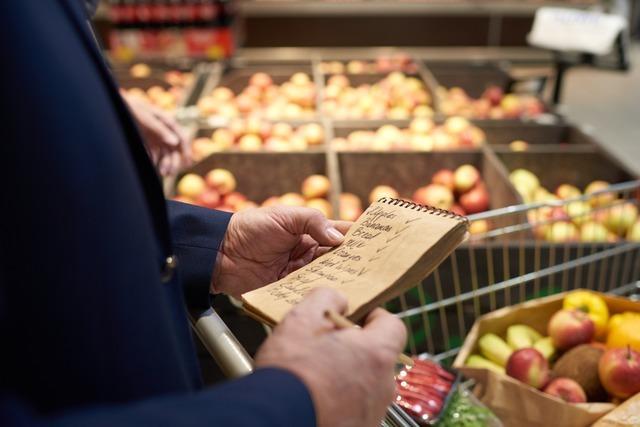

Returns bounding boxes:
[122,91,190,176]
[213,206,351,297]
[256,288,407,427]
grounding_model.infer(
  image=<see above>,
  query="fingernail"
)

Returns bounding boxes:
[326,227,344,241]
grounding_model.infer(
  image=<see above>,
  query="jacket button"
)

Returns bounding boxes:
[161,255,178,283]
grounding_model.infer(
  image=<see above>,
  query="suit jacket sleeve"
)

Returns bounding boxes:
[167,201,232,311]
[0,368,316,427]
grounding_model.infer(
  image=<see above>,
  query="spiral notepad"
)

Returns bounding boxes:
[241,198,469,326]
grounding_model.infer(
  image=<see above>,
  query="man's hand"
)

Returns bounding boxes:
[256,288,407,427]
[213,206,351,297]
[122,91,190,176]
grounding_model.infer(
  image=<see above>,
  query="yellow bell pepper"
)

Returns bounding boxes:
[608,311,640,333]
[563,291,609,338]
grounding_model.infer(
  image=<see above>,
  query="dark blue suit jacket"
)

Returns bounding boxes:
[0,1,315,425]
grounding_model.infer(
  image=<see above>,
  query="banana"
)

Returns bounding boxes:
[533,336,556,360]
[478,333,513,367]
[465,355,506,374]
[506,324,543,349]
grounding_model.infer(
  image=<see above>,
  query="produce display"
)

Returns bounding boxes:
[197,72,317,120]
[121,63,194,111]
[394,357,457,425]
[361,164,490,216]
[331,117,486,151]
[464,290,640,405]
[321,72,433,120]
[436,85,546,119]
[174,170,333,217]
[191,120,325,159]
[509,168,640,242]
[319,54,418,75]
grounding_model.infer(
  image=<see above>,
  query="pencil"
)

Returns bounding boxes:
[325,309,415,367]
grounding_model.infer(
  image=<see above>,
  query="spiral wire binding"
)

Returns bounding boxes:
[378,197,470,226]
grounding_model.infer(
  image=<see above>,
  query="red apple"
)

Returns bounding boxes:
[249,72,273,90]
[302,123,325,146]
[482,86,504,106]
[369,185,399,204]
[413,184,454,210]
[543,378,587,403]
[459,184,490,214]
[196,189,221,209]
[431,169,455,191]
[599,347,640,399]
[454,164,480,193]
[302,175,331,199]
[271,122,294,139]
[548,309,595,351]
[262,196,281,208]
[223,192,247,210]
[585,180,615,208]
[306,198,333,218]
[211,128,235,148]
[238,134,263,151]
[506,348,550,389]
[205,169,237,195]
[450,204,466,216]
[555,184,581,200]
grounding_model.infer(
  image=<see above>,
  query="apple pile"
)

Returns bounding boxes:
[361,164,490,217]
[319,54,418,75]
[321,72,433,120]
[191,120,325,160]
[197,72,316,120]
[436,85,545,120]
[509,169,640,242]
[174,170,335,217]
[465,291,640,405]
[123,63,194,112]
[331,117,486,151]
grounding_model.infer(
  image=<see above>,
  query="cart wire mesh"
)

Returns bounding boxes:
[387,179,640,365]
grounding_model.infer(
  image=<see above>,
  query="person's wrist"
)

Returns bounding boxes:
[210,213,234,294]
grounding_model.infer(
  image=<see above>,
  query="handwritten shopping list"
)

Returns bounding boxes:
[241,200,467,325]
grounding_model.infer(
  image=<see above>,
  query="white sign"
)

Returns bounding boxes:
[528,7,627,55]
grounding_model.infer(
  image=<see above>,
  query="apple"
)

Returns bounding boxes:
[249,72,273,90]
[211,128,235,148]
[413,184,454,210]
[271,122,293,139]
[556,184,581,200]
[211,86,234,102]
[627,221,640,241]
[369,185,399,204]
[279,192,306,207]
[237,200,259,212]
[444,116,471,134]
[409,118,434,135]
[482,86,504,106]
[506,348,550,389]
[223,192,247,210]
[302,174,331,199]
[509,140,529,152]
[196,189,221,209]
[545,221,579,243]
[262,196,281,208]
[585,180,615,207]
[130,63,151,78]
[450,204,466,216]
[205,169,237,195]
[469,219,489,234]
[431,169,455,191]
[177,174,206,199]
[454,164,481,193]
[302,123,325,145]
[306,198,333,218]
[238,134,263,151]
[566,201,592,226]
[501,94,522,118]
[580,222,609,242]
[543,378,587,403]
[191,137,218,161]
[509,169,540,201]
[339,197,364,221]
[548,309,595,351]
[604,202,638,235]
[459,184,490,214]
[599,347,640,399]
[410,134,434,151]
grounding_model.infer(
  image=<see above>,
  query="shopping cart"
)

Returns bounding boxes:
[191,179,640,426]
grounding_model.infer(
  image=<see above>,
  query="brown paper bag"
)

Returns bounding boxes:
[453,291,640,427]
[592,392,640,427]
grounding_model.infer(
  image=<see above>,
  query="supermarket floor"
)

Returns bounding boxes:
[562,42,640,175]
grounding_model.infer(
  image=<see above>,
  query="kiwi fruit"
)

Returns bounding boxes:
[552,344,607,402]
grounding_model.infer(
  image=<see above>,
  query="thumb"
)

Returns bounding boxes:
[277,207,345,247]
